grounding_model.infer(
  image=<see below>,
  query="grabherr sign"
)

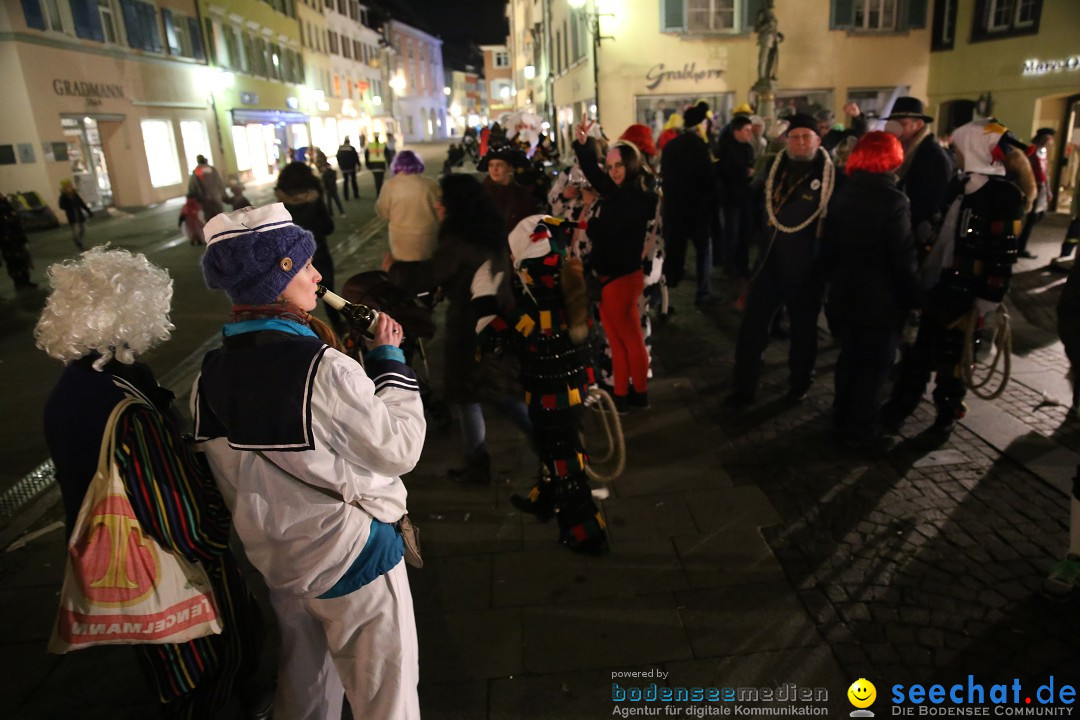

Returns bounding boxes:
[645,62,724,91]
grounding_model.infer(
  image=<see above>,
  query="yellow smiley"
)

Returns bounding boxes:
[848,678,876,708]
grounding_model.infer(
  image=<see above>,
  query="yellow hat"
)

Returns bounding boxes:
[733,103,754,116]
[663,113,684,131]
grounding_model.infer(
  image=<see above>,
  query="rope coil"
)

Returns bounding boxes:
[960,304,1012,399]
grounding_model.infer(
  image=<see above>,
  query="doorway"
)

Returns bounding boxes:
[1054,95,1080,216]
[61,116,115,209]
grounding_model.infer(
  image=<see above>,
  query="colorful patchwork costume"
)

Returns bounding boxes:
[473,214,609,555]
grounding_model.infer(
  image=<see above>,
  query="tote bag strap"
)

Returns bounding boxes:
[95,397,148,478]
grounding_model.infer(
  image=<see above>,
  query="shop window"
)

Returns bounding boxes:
[230,125,252,172]
[180,120,210,174]
[829,0,926,31]
[931,0,957,50]
[635,93,734,138]
[334,75,341,98]
[140,119,182,187]
[971,0,1041,40]
[847,87,909,121]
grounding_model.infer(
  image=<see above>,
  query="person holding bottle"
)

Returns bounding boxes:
[194,203,425,720]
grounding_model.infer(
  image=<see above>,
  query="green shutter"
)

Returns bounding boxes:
[830,0,855,29]
[905,0,927,29]
[661,0,684,32]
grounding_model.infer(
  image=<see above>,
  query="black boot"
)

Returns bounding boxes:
[447,450,492,484]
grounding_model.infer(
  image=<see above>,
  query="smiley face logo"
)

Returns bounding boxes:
[848,678,876,709]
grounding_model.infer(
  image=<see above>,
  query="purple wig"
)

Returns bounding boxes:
[390,150,425,175]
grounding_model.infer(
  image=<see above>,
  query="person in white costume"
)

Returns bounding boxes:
[193,202,426,720]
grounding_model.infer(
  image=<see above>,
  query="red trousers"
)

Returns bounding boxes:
[599,270,648,396]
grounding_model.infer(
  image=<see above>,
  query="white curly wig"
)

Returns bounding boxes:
[35,246,174,370]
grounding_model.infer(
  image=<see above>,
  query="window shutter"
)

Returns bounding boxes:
[140,2,162,52]
[162,8,180,54]
[189,17,204,59]
[660,0,684,32]
[120,0,143,49]
[830,0,855,29]
[70,0,105,41]
[744,0,766,32]
[21,0,46,30]
[904,0,927,29]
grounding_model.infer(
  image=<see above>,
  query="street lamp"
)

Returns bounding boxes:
[566,0,614,123]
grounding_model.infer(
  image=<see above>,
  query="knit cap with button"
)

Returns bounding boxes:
[201,203,316,305]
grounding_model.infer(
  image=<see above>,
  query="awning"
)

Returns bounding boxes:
[231,109,309,125]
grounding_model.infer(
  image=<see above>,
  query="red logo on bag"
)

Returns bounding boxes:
[71,494,160,607]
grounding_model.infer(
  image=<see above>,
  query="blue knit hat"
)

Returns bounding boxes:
[201,203,316,305]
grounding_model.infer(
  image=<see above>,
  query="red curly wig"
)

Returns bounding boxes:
[618,124,657,158]
[845,130,904,176]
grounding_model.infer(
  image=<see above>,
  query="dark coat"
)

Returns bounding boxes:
[716,134,755,207]
[336,143,361,173]
[824,171,924,330]
[659,130,715,220]
[389,232,515,404]
[573,140,659,279]
[897,134,955,239]
[59,190,91,224]
[483,177,540,236]
[275,187,335,278]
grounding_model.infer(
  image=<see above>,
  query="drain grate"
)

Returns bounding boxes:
[0,460,56,520]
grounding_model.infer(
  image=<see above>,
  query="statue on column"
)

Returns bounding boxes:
[753,0,783,92]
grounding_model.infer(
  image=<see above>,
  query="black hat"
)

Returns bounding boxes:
[785,113,821,136]
[477,145,527,172]
[683,104,707,128]
[885,97,933,123]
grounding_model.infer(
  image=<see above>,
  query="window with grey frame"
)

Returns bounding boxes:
[98,0,118,42]
[969,0,1041,40]
[687,0,737,31]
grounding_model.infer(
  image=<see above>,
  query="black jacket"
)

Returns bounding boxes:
[716,134,755,207]
[276,187,335,273]
[336,144,361,173]
[824,171,924,330]
[573,140,659,279]
[659,130,715,219]
[898,134,955,239]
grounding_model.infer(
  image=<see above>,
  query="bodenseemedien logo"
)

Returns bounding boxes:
[849,679,877,718]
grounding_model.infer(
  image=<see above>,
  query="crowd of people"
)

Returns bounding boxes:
[24,94,1080,718]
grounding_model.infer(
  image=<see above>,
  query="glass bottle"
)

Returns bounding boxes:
[316,285,380,338]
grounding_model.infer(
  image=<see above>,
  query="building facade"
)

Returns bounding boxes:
[316,0,384,151]
[385,19,446,142]
[927,0,1080,213]
[538,0,933,153]
[447,65,485,134]
[480,42,514,118]
[1,0,215,208]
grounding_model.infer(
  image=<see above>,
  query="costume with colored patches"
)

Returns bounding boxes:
[476,215,608,555]
[881,120,1030,435]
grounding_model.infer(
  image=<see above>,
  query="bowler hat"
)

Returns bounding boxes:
[885,97,933,123]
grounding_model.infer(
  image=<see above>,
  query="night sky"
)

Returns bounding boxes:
[373,0,509,69]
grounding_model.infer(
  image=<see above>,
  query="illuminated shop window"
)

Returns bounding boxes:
[140,119,182,187]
